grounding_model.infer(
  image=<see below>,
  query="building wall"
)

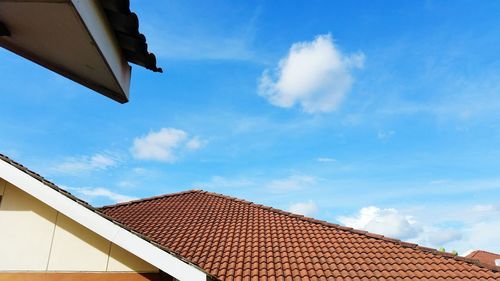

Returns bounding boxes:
[0,180,4,196]
[0,178,158,273]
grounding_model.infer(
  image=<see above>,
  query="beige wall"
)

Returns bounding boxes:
[0,179,5,195]
[0,179,57,271]
[0,178,157,273]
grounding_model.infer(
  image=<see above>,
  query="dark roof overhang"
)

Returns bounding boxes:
[99,0,162,73]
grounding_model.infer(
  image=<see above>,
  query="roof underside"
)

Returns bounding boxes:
[0,0,160,103]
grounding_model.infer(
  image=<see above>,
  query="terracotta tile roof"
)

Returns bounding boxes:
[1,153,498,280]
[466,250,500,268]
[0,154,214,279]
[100,190,500,281]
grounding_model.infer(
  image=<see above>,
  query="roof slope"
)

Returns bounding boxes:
[0,154,211,280]
[100,191,500,281]
[467,250,500,268]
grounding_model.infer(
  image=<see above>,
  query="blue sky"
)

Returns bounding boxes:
[1,0,500,254]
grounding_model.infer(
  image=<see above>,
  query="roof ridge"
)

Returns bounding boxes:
[469,250,500,256]
[99,189,203,209]
[195,190,500,273]
[0,153,94,209]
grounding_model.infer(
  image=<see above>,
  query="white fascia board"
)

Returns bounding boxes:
[0,160,207,281]
[70,0,131,102]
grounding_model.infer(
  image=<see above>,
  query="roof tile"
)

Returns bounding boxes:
[466,250,500,268]
[2,153,498,281]
[99,190,500,280]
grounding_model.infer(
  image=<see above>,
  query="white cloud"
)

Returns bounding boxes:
[317,157,336,162]
[267,175,317,192]
[289,200,318,217]
[338,206,421,240]
[454,220,500,254]
[65,186,136,204]
[444,205,500,254]
[258,34,364,113]
[132,128,186,162]
[53,153,118,174]
[338,206,467,249]
[131,128,206,162]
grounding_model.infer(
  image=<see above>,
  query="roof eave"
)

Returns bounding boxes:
[0,155,211,281]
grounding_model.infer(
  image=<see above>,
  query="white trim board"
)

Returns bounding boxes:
[0,160,208,281]
[71,0,131,101]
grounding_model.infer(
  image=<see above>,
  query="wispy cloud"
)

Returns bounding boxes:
[139,4,262,62]
[317,157,336,163]
[374,73,500,122]
[429,179,450,185]
[192,173,319,194]
[288,200,318,217]
[192,176,254,189]
[186,137,207,150]
[53,153,119,174]
[117,180,135,188]
[131,128,206,163]
[259,34,364,113]
[267,175,317,192]
[64,186,137,204]
[377,130,395,140]
[150,33,255,62]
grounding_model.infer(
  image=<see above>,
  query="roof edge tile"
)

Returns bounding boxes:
[180,190,500,273]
